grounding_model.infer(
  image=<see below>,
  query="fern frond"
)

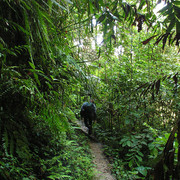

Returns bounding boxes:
[51,0,67,11]
[22,5,34,63]
[10,135,14,155]
[2,128,9,155]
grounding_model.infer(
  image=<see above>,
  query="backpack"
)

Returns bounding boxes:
[81,102,96,118]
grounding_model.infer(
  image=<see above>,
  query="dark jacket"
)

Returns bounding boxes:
[80,102,96,120]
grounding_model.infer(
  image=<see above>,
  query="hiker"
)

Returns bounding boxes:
[80,99,96,135]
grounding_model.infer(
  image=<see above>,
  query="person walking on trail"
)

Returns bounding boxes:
[80,99,96,135]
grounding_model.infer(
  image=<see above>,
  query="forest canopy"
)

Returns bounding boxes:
[0,0,179,179]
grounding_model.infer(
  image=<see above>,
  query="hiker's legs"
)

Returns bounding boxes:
[88,118,92,135]
[84,115,89,128]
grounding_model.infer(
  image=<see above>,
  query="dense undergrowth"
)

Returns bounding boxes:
[0,81,94,179]
[93,123,176,179]
[92,72,179,179]
[0,66,94,179]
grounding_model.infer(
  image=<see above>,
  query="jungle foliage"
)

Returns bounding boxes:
[0,0,180,179]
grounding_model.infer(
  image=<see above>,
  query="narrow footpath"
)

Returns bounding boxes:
[77,120,115,180]
[90,141,115,180]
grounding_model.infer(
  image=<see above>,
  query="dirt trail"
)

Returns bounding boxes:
[77,120,115,180]
[90,141,115,180]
